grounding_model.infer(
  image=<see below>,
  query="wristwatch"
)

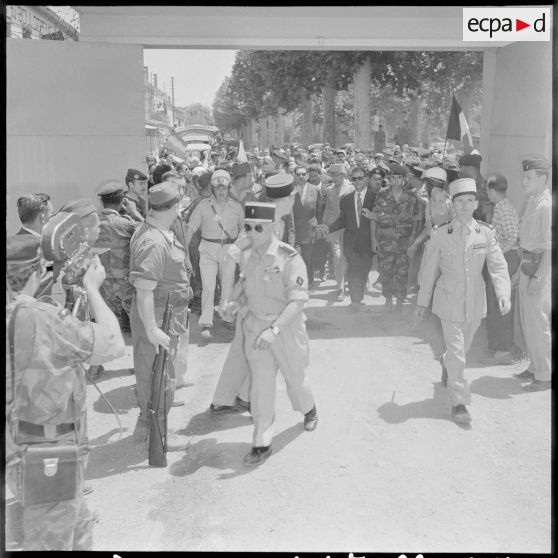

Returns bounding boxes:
[270,325,281,336]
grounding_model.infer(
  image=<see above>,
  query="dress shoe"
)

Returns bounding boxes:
[349,302,361,312]
[303,406,318,431]
[166,434,189,452]
[451,404,472,424]
[243,446,272,465]
[200,327,212,341]
[513,369,535,380]
[234,397,251,412]
[439,355,448,387]
[335,289,345,302]
[209,403,239,414]
[384,298,393,311]
[83,483,93,496]
[523,379,551,392]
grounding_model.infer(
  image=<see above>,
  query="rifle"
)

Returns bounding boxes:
[147,291,174,467]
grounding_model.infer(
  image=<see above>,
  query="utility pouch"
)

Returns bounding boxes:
[21,443,80,505]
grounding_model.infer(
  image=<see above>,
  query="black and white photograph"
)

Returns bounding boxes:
[5,4,552,554]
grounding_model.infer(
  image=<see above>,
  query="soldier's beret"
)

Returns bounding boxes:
[264,173,294,198]
[449,178,477,200]
[211,169,232,186]
[126,168,148,182]
[328,163,345,175]
[244,202,275,223]
[230,162,252,179]
[389,164,407,176]
[458,153,482,168]
[272,149,288,161]
[59,199,98,219]
[96,180,126,196]
[148,182,180,208]
[6,234,41,265]
[522,156,551,172]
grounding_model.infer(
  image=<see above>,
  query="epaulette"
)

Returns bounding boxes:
[476,220,494,230]
[278,242,299,258]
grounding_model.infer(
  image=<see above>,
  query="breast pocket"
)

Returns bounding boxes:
[264,273,285,299]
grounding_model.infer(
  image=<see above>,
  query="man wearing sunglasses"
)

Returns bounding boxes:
[183,169,244,341]
[317,167,376,311]
[235,202,318,465]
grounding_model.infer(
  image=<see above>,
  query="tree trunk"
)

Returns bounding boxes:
[267,115,276,148]
[277,107,286,146]
[300,88,313,147]
[247,116,257,147]
[323,70,337,146]
[353,57,372,150]
[258,116,268,148]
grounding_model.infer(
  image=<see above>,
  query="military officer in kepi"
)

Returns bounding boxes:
[232,202,318,465]
[414,178,511,425]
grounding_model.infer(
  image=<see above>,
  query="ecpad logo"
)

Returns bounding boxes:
[463,8,551,42]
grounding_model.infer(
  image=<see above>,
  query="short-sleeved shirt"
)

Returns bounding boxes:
[518,189,551,252]
[129,220,190,330]
[96,209,137,279]
[240,237,309,317]
[187,196,244,242]
[492,197,519,254]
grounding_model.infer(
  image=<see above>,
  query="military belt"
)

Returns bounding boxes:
[201,237,237,245]
[18,420,75,438]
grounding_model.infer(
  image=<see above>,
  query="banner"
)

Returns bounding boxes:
[446,95,473,152]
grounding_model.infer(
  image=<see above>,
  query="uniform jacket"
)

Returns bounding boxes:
[328,187,376,257]
[293,183,323,245]
[417,218,511,323]
[95,209,137,279]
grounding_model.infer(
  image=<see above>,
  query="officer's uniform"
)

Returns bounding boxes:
[186,170,244,329]
[514,157,552,382]
[5,236,122,550]
[417,179,510,409]
[95,181,136,318]
[239,203,315,448]
[122,168,148,221]
[371,164,420,301]
[129,184,190,417]
[210,175,296,410]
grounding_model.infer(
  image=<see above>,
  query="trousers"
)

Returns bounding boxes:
[211,311,251,406]
[440,318,481,406]
[515,269,551,381]
[242,311,314,447]
[345,249,372,303]
[379,248,409,299]
[327,233,346,290]
[300,243,315,285]
[198,240,228,327]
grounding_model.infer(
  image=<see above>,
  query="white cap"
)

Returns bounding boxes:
[449,178,477,200]
[423,167,448,182]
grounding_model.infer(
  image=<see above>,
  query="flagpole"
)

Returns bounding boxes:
[442,92,454,168]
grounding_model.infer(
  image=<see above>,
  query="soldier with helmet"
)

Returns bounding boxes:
[415,178,511,424]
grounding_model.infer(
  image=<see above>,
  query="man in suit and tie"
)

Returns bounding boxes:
[16,193,54,237]
[292,165,323,289]
[318,167,376,311]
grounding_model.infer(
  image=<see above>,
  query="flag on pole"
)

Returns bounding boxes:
[446,95,473,152]
[236,139,248,163]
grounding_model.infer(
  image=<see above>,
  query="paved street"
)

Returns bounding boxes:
[6,272,551,553]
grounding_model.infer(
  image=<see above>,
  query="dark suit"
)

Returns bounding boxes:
[293,183,323,284]
[329,187,376,303]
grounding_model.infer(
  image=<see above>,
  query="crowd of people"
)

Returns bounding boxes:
[6,135,551,549]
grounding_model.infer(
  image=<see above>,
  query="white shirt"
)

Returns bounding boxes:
[354,189,366,227]
[296,183,308,205]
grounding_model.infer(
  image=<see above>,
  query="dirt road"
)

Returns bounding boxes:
[5,275,551,553]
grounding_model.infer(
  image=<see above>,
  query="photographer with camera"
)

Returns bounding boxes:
[6,233,125,550]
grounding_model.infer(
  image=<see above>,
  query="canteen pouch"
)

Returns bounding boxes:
[21,444,80,505]
[520,251,542,278]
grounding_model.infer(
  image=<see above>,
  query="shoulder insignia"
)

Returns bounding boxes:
[476,220,494,230]
[278,242,298,258]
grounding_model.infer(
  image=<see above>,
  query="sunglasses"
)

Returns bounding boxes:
[244,223,266,233]
[295,173,307,177]
[351,176,366,181]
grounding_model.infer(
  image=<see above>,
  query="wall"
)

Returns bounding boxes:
[6,39,146,234]
[480,41,552,212]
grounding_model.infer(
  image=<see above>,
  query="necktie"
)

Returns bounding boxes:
[357,193,363,226]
